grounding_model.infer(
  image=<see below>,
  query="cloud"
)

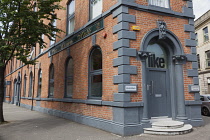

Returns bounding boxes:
[193,0,210,19]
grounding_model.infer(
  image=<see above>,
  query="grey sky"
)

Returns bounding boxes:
[193,0,210,20]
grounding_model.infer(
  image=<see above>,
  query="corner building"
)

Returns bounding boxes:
[4,0,203,136]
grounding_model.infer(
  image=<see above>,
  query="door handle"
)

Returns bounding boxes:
[150,80,154,95]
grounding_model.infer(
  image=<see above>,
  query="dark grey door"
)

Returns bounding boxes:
[147,68,168,117]
[13,81,20,106]
[146,41,171,118]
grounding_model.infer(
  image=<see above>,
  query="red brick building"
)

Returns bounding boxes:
[4,0,203,136]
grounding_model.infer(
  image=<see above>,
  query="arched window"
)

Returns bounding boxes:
[28,72,33,97]
[23,74,27,97]
[49,64,54,97]
[89,46,102,98]
[65,57,74,97]
[37,69,42,97]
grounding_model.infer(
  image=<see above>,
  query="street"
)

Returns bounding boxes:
[0,103,209,140]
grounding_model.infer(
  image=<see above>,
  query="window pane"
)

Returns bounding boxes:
[66,77,73,97]
[90,74,102,97]
[147,43,167,68]
[65,58,73,97]
[197,54,200,69]
[195,33,198,45]
[91,0,102,19]
[203,27,209,42]
[23,75,27,97]
[149,0,169,8]
[207,60,210,67]
[49,65,54,97]
[29,73,33,97]
[206,51,210,59]
[49,78,54,96]
[37,70,42,97]
[91,48,102,71]
[204,27,208,34]
[50,67,54,79]
[67,59,73,76]
[68,17,75,34]
[68,0,75,16]
[49,87,54,97]
[50,20,56,46]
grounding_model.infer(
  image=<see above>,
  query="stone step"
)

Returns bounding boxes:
[152,120,184,129]
[144,124,192,135]
[144,120,193,135]
[150,117,172,123]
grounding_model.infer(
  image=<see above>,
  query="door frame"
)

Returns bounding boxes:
[139,28,185,120]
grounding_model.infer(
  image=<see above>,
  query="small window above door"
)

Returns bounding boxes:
[148,0,169,8]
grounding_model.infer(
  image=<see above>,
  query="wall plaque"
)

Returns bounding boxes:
[189,85,200,93]
[191,85,200,91]
[125,86,137,92]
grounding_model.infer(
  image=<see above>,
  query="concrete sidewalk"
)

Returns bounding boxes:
[0,103,210,140]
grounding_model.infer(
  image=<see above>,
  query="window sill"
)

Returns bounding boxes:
[34,97,41,101]
[86,99,102,105]
[21,97,28,99]
[148,4,170,9]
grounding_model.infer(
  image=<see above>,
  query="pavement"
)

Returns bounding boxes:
[0,103,210,140]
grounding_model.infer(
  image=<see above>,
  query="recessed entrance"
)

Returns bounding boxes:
[146,41,171,118]
[13,77,21,106]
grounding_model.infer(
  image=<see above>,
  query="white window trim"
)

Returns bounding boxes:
[203,27,209,42]
[90,0,103,20]
[67,0,75,35]
[148,0,169,8]
[206,51,210,68]
[50,19,57,46]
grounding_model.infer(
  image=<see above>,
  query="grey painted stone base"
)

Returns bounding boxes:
[18,101,204,136]
[4,100,10,104]
[185,101,204,127]
[19,103,144,136]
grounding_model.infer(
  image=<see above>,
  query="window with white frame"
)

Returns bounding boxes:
[50,19,56,46]
[203,27,209,42]
[206,50,210,68]
[90,0,103,20]
[67,0,75,34]
[148,0,169,8]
